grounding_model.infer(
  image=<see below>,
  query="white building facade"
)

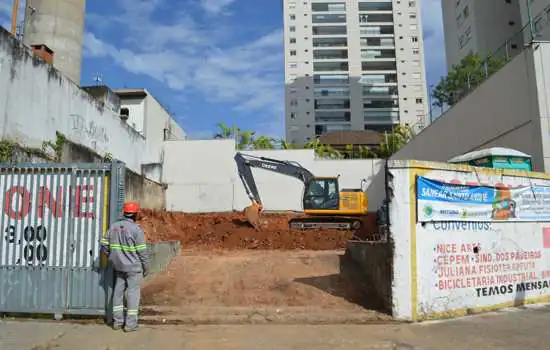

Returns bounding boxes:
[283,0,429,145]
[441,0,523,69]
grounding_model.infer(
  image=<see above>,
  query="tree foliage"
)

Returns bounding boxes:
[432,53,509,107]
[213,122,414,158]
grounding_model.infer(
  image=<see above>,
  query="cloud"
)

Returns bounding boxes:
[420,0,447,86]
[200,0,237,14]
[85,0,283,121]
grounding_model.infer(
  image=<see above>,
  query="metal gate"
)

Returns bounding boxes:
[0,161,125,316]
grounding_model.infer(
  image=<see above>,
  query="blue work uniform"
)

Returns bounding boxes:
[100,217,150,331]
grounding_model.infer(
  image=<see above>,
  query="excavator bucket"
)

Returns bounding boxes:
[244,202,262,230]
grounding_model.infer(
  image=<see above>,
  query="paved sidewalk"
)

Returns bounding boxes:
[2,306,550,349]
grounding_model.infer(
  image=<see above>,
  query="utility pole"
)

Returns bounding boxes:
[11,0,20,36]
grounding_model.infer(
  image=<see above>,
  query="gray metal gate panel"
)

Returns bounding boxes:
[0,162,125,316]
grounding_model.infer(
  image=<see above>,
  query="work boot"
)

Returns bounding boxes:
[124,326,139,333]
[112,323,123,331]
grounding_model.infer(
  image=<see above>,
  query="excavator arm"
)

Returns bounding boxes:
[234,152,315,228]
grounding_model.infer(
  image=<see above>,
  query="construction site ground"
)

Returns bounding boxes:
[137,210,385,323]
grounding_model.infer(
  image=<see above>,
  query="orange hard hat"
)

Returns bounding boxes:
[123,201,140,214]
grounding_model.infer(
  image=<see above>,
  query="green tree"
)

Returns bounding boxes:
[375,124,415,158]
[213,123,254,150]
[432,53,508,107]
[279,140,297,149]
[305,138,342,159]
[251,135,275,149]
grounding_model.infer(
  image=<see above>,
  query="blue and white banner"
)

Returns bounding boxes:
[416,176,550,222]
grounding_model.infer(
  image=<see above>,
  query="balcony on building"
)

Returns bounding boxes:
[312,13,347,24]
[313,37,348,48]
[360,37,394,48]
[314,74,350,85]
[315,110,351,122]
[315,98,351,110]
[358,1,393,12]
[313,61,349,72]
[360,25,394,36]
[364,109,400,125]
[315,123,351,137]
[358,13,393,25]
[313,25,347,36]
[311,2,346,13]
[314,86,350,98]
[359,73,398,86]
[362,60,397,72]
[362,85,399,99]
[313,49,348,60]
[361,49,396,61]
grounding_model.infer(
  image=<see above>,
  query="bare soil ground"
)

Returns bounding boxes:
[136,210,385,322]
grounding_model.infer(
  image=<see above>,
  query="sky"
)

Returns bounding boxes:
[0,0,447,140]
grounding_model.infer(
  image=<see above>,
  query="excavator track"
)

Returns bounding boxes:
[288,216,362,231]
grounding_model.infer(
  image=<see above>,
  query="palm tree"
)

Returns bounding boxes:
[213,123,254,150]
[305,138,342,159]
[252,136,275,149]
[279,140,297,149]
[375,124,415,158]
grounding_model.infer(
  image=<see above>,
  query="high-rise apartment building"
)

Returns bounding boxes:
[441,0,522,69]
[283,0,429,145]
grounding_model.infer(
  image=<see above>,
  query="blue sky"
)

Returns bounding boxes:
[1,0,447,140]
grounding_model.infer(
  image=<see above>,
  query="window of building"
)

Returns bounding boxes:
[290,14,296,20]
[412,72,421,79]
[410,24,417,31]
[290,38,296,43]
[290,50,297,56]
[289,62,297,68]
[290,112,297,119]
[290,26,296,32]
[463,5,469,18]
[413,49,419,55]
[416,98,423,104]
[410,14,416,19]
[411,36,418,42]
[409,1,415,7]
[290,99,298,106]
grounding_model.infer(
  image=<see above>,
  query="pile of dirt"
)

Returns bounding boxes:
[138,210,363,250]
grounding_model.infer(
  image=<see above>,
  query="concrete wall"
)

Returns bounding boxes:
[163,139,383,212]
[363,42,550,213]
[391,43,543,168]
[125,170,165,210]
[346,240,393,314]
[380,160,550,321]
[0,28,145,173]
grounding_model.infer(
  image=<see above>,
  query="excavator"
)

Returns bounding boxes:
[234,152,368,230]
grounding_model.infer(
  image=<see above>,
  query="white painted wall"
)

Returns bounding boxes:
[0,30,145,173]
[163,139,383,212]
[387,160,550,321]
[120,98,146,135]
[143,93,186,166]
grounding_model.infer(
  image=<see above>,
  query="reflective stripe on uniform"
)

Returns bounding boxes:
[109,244,147,252]
[113,305,124,311]
[100,238,109,245]
[127,309,139,316]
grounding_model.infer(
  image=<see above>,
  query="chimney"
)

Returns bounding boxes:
[30,44,55,65]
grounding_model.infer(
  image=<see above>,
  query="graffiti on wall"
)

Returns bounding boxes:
[69,114,109,149]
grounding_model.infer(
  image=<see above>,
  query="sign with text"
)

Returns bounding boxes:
[416,176,550,222]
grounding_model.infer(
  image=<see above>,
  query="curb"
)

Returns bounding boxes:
[139,306,398,325]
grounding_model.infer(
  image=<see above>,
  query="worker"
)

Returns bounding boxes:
[100,201,150,332]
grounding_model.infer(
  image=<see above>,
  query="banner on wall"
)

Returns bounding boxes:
[416,176,550,222]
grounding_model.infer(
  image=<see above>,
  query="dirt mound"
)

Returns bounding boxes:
[141,250,384,315]
[138,210,365,250]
